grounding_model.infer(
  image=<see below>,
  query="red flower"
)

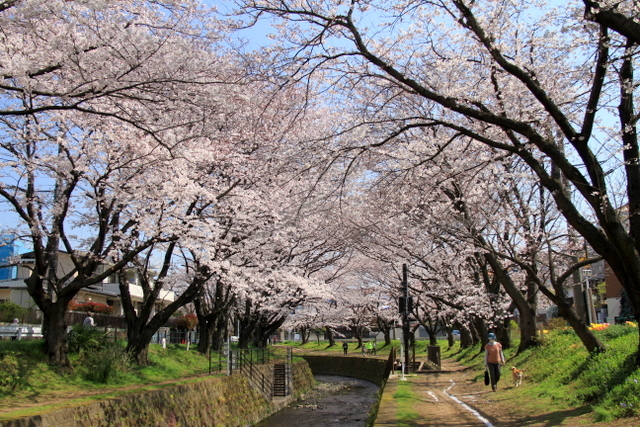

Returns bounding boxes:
[69,300,114,314]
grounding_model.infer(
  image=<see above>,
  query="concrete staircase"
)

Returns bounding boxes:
[272,363,288,397]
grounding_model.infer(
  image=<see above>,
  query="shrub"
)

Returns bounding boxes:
[79,345,132,383]
[594,324,636,341]
[546,317,568,330]
[67,325,131,383]
[67,324,109,354]
[0,351,20,393]
[0,301,27,322]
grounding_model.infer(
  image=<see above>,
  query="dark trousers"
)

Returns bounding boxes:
[487,363,501,386]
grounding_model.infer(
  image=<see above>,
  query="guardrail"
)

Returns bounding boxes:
[0,324,43,340]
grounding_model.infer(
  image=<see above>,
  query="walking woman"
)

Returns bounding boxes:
[484,333,505,391]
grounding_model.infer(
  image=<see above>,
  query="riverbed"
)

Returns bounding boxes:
[255,375,380,427]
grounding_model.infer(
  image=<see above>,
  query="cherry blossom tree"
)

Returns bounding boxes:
[236,0,640,363]
[232,266,326,347]
[479,161,606,352]
[370,291,399,347]
[0,0,232,135]
[195,273,236,352]
[0,0,255,368]
[284,303,322,344]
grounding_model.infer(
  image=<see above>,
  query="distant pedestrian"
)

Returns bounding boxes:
[362,343,367,356]
[11,318,21,340]
[372,341,377,355]
[83,312,95,328]
[343,341,349,354]
[366,341,373,355]
[484,332,505,392]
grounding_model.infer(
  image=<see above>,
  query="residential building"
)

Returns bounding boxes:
[0,235,21,281]
[0,250,175,317]
[604,262,627,324]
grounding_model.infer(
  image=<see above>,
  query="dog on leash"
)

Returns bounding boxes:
[511,366,523,387]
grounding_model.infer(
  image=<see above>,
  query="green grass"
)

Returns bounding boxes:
[442,324,640,422]
[392,380,420,427]
[0,339,216,421]
[4,326,639,424]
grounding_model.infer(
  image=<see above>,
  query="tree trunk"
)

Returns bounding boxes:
[250,315,285,348]
[517,304,539,352]
[42,301,72,371]
[196,322,213,354]
[376,316,393,347]
[557,300,605,353]
[130,340,151,365]
[417,317,440,346]
[196,312,211,355]
[196,314,227,353]
[354,326,363,348]
[472,317,488,347]
[468,317,481,345]
[539,283,606,354]
[238,322,254,349]
[325,326,335,347]
[123,287,199,363]
[211,319,227,352]
[485,253,539,353]
[459,326,473,348]
[446,328,455,348]
[300,327,310,344]
[500,316,513,350]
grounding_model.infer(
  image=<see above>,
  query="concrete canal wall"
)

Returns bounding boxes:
[301,355,389,386]
[0,360,315,427]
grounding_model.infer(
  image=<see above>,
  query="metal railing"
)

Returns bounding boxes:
[229,348,293,399]
[208,350,226,374]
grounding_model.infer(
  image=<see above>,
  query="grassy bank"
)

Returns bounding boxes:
[3,325,639,424]
[280,326,640,423]
[0,339,215,418]
[443,323,640,421]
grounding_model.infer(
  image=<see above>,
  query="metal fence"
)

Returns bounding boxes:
[230,348,293,398]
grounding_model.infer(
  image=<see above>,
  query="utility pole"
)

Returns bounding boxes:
[400,264,411,376]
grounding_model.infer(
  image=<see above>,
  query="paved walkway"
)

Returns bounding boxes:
[374,358,495,427]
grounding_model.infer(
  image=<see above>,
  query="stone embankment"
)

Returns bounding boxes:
[1,361,315,427]
[0,355,391,427]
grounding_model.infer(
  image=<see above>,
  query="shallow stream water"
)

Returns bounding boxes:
[255,375,380,427]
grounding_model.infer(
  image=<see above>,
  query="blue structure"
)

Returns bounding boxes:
[0,235,18,280]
